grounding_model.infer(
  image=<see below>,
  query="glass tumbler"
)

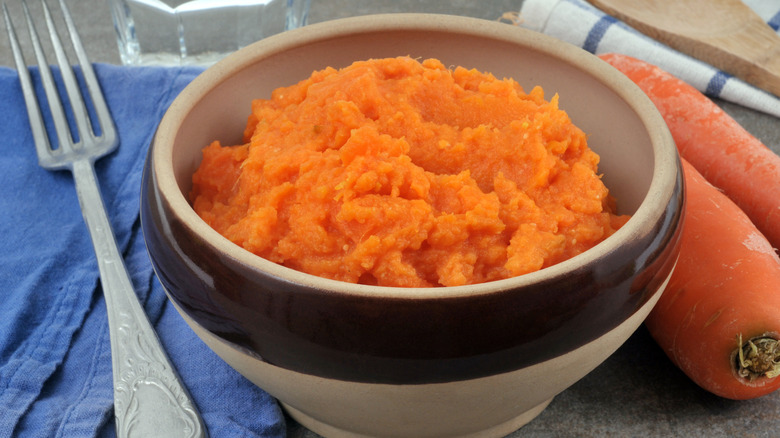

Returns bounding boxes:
[107,0,311,66]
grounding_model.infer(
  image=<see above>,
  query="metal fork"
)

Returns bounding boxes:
[3,1,207,436]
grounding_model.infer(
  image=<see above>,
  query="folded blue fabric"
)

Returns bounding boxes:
[0,64,286,437]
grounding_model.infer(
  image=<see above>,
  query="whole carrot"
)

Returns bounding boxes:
[598,53,780,251]
[645,159,780,400]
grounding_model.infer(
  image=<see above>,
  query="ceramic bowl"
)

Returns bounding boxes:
[141,13,683,438]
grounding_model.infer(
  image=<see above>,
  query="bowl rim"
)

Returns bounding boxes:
[151,12,679,300]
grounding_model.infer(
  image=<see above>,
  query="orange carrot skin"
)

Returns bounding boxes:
[598,53,780,251]
[645,159,780,400]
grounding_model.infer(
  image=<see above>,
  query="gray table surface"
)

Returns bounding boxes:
[2,1,779,437]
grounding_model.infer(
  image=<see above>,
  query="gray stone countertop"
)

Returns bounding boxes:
[2,1,778,437]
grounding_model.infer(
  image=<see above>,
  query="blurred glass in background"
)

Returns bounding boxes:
[107,0,311,66]
[107,0,517,66]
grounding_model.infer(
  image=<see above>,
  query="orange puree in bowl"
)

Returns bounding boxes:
[190,56,630,287]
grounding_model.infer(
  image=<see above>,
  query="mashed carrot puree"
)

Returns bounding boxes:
[190,56,629,287]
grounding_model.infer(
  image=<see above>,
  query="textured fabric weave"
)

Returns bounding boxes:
[0,64,285,438]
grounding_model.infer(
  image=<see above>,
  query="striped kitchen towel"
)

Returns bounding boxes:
[517,0,780,118]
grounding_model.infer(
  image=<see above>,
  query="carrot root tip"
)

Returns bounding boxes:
[736,334,780,381]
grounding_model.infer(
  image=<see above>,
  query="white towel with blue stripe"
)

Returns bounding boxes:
[517,0,780,119]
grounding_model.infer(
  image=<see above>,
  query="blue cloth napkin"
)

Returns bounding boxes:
[515,0,780,119]
[0,63,286,437]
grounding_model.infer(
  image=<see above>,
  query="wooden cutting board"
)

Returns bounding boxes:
[588,0,780,98]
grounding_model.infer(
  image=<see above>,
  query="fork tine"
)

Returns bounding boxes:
[21,0,76,155]
[4,2,53,163]
[42,0,93,148]
[58,0,116,148]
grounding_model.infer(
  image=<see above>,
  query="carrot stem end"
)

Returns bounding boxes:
[736,334,780,381]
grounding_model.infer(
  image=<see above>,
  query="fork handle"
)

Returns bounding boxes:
[71,159,207,438]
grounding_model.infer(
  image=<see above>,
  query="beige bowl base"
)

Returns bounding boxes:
[283,397,553,438]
